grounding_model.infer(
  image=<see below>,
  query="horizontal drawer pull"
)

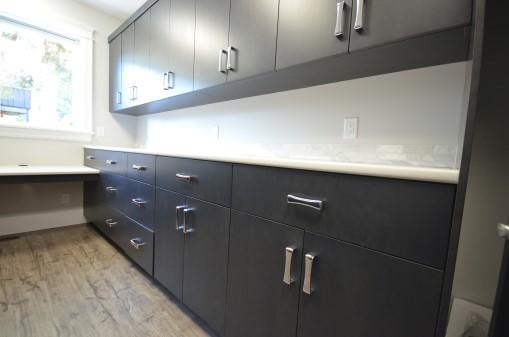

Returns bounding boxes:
[176,173,195,182]
[105,219,118,228]
[131,198,148,207]
[105,186,118,193]
[287,194,324,211]
[106,160,117,165]
[132,164,147,171]
[86,155,95,160]
[129,237,147,250]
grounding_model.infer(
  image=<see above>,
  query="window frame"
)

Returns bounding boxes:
[0,11,94,142]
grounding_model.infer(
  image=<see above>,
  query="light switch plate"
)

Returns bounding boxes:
[343,117,359,139]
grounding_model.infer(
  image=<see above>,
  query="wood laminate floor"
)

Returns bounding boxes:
[0,224,215,337]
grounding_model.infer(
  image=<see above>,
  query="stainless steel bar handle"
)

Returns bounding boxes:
[218,49,228,73]
[116,91,122,104]
[130,86,135,100]
[354,0,364,32]
[303,253,316,295]
[86,155,95,160]
[335,1,346,37]
[168,71,175,89]
[106,160,117,165]
[227,46,236,71]
[175,205,187,231]
[105,219,118,228]
[105,186,118,193]
[130,237,147,250]
[176,173,194,182]
[287,194,324,211]
[183,208,194,234]
[163,72,169,90]
[497,223,509,239]
[131,198,148,207]
[283,246,296,285]
[132,164,147,171]
[133,86,138,100]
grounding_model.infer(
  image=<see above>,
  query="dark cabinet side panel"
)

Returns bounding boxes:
[183,197,230,336]
[225,211,304,337]
[297,232,443,337]
[109,36,122,111]
[277,0,352,70]
[227,0,279,81]
[154,188,186,299]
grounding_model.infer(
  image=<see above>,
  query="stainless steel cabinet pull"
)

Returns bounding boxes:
[106,160,117,165]
[335,1,346,37]
[132,164,147,171]
[227,46,236,71]
[168,71,175,89]
[303,253,316,295]
[218,49,228,73]
[176,173,194,182]
[131,198,148,207]
[163,72,169,90]
[105,186,118,193]
[175,205,187,231]
[283,246,296,285]
[105,219,118,228]
[130,237,147,250]
[354,0,364,32]
[287,194,324,211]
[116,91,122,104]
[497,223,509,239]
[130,86,138,100]
[183,207,194,234]
[86,155,95,160]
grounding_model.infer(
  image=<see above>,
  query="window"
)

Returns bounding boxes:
[0,14,93,141]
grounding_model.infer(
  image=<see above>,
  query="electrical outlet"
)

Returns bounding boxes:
[61,194,70,204]
[343,117,359,139]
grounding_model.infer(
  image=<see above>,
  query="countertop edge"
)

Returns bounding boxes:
[84,145,459,184]
[0,166,100,176]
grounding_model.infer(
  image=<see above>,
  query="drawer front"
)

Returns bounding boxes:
[100,150,128,176]
[100,173,127,212]
[156,156,232,206]
[232,164,456,269]
[127,153,156,185]
[125,179,155,230]
[117,215,154,275]
[95,207,125,247]
[84,149,102,170]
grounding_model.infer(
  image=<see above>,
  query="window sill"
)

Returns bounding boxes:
[0,123,93,142]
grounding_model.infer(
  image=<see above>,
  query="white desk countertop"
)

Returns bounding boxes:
[0,165,100,176]
[85,145,460,184]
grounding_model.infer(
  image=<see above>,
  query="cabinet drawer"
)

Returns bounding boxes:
[156,156,232,206]
[117,215,154,275]
[232,164,456,269]
[95,207,125,247]
[100,173,127,212]
[127,153,156,185]
[84,149,102,170]
[125,179,155,230]
[101,151,127,176]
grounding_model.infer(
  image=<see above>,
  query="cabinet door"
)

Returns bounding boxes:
[297,233,443,337]
[109,36,122,111]
[133,11,151,104]
[183,197,230,335]
[121,24,135,107]
[149,0,171,101]
[154,188,186,299]
[225,211,304,337]
[194,0,231,90]
[167,0,196,96]
[349,0,472,52]
[227,0,279,81]
[277,0,352,70]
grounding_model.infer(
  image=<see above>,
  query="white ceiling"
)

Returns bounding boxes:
[75,0,146,20]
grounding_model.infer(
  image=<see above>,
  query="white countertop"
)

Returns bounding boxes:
[0,165,100,176]
[85,145,460,184]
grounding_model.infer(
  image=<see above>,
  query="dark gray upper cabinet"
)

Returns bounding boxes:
[227,0,280,81]
[121,24,135,108]
[277,0,353,70]
[194,0,231,90]
[149,0,171,101]
[109,36,122,111]
[297,232,443,337]
[167,0,196,96]
[348,0,472,52]
[225,211,304,337]
[133,10,151,104]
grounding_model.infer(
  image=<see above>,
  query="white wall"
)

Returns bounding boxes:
[137,62,469,169]
[0,0,137,235]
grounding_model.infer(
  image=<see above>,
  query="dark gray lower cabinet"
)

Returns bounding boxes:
[297,232,443,337]
[154,188,186,300]
[225,211,304,337]
[183,197,230,336]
